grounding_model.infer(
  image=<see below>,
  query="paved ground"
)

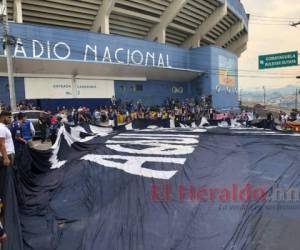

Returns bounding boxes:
[32,140,52,151]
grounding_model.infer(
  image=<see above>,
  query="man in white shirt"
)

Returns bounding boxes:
[0,111,15,243]
[0,111,14,167]
[93,109,101,125]
[297,113,300,122]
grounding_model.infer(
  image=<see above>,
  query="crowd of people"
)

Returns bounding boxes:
[0,96,216,147]
[2,97,300,148]
[51,95,216,127]
[3,96,300,152]
[279,109,300,128]
[0,100,36,112]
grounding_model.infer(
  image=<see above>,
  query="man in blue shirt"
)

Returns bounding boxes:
[11,113,27,156]
[13,113,35,146]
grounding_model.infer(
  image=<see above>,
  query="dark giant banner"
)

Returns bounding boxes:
[3,125,300,250]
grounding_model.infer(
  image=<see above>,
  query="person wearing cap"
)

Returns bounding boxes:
[50,116,63,145]
[0,111,14,243]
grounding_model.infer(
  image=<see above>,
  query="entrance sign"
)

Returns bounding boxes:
[24,78,115,99]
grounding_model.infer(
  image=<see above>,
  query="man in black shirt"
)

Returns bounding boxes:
[38,113,48,143]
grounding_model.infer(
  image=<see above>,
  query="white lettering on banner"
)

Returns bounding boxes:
[81,155,186,179]
[89,132,199,179]
[111,133,198,138]
[107,140,197,145]
[106,133,198,155]
[53,42,71,60]
[14,39,27,57]
[106,144,195,155]
[32,40,44,58]
[115,48,125,64]
[107,137,198,145]
[50,129,199,179]
[84,44,97,62]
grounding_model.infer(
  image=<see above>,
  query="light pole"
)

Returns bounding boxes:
[262,86,266,106]
[296,88,298,111]
[279,98,282,109]
[239,89,243,104]
[296,77,300,110]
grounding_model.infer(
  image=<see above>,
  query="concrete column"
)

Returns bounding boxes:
[156,29,166,43]
[227,34,248,55]
[91,0,116,33]
[14,0,23,23]
[182,1,227,48]
[100,15,110,34]
[147,0,188,42]
[215,21,244,47]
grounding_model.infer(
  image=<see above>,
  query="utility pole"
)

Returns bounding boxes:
[262,86,266,106]
[296,88,298,111]
[2,0,17,111]
[296,77,300,110]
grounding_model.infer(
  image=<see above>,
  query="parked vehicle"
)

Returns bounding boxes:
[12,110,50,138]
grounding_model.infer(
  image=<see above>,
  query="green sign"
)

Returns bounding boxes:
[259,51,298,69]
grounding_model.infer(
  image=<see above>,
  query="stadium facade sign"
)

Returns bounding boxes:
[12,39,171,68]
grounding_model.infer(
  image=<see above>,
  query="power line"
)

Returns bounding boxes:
[250,14,300,20]
[208,72,298,79]
[250,17,293,22]
[249,20,294,26]
[249,23,291,26]
[248,14,300,27]
[250,20,290,23]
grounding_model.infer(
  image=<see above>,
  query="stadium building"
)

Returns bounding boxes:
[0,0,249,111]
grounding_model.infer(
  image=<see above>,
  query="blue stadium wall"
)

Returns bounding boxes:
[0,23,239,111]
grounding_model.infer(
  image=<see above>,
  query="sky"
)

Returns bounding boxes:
[239,0,300,91]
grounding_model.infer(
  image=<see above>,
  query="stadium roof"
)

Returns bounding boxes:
[7,0,249,56]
